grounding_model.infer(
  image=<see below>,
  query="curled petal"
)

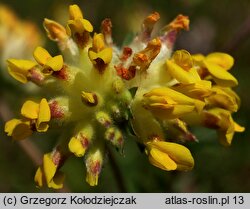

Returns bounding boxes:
[202,108,244,146]
[43,18,68,42]
[203,60,238,87]
[7,59,37,83]
[172,50,193,71]
[48,171,65,189]
[35,153,65,189]
[68,137,86,157]
[165,14,189,31]
[133,38,161,71]
[5,119,32,140]
[140,12,160,41]
[36,98,51,132]
[205,52,234,71]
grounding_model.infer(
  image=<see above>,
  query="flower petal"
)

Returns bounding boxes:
[36,98,51,132]
[45,55,63,71]
[68,137,86,157]
[92,33,105,52]
[43,18,68,42]
[148,148,177,171]
[172,50,193,71]
[5,119,22,136]
[69,4,83,20]
[204,60,238,87]
[34,167,44,187]
[6,119,32,140]
[43,153,57,185]
[149,141,194,171]
[206,52,234,70]
[21,100,39,119]
[33,46,52,65]
[166,60,197,84]
[234,122,245,132]
[48,171,65,189]
[7,59,37,83]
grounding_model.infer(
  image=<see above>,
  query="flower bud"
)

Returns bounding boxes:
[81,91,98,106]
[68,125,93,157]
[95,111,112,128]
[105,126,124,150]
[85,149,104,186]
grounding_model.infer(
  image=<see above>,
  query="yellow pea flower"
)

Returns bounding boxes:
[34,152,65,189]
[202,108,244,146]
[66,4,93,48]
[7,59,37,83]
[43,18,68,43]
[205,86,239,112]
[4,119,32,140]
[193,52,238,87]
[172,80,212,100]
[68,125,93,157]
[88,33,112,73]
[146,140,194,171]
[21,98,51,132]
[203,60,238,87]
[5,98,51,140]
[4,4,244,189]
[143,87,205,119]
[205,52,234,71]
[33,46,64,75]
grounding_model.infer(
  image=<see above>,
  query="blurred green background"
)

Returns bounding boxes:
[0,0,250,192]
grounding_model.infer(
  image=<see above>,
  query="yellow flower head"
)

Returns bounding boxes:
[4,4,244,190]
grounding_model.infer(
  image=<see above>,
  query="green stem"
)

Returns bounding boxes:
[107,146,127,192]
